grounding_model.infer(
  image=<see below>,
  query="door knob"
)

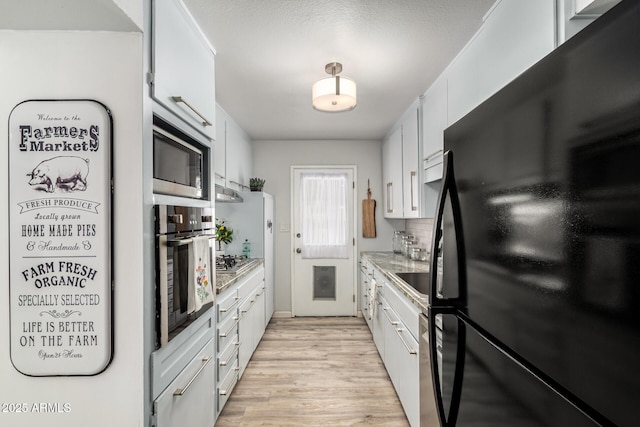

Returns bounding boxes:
[296,248,301,254]
[296,233,301,238]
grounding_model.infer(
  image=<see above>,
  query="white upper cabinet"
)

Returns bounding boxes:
[447,0,556,126]
[558,0,622,44]
[152,0,216,140]
[422,76,447,183]
[382,126,404,218]
[225,118,252,191]
[383,101,422,219]
[214,105,252,191]
[401,108,420,219]
[214,105,227,186]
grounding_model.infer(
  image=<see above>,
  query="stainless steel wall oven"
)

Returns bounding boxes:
[154,204,215,348]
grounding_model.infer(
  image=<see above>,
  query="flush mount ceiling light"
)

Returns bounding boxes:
[312,62,357,112]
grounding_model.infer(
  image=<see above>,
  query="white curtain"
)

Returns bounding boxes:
[300,172,349,259]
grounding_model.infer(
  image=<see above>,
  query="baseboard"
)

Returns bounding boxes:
[272,310,293,318]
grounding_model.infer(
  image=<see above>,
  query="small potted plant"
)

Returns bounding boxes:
[249,177,265,192]
[215,218,233,253]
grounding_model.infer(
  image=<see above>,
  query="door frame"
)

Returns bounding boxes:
[290,165,358,316]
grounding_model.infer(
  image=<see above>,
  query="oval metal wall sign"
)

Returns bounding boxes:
[8,100,113,376]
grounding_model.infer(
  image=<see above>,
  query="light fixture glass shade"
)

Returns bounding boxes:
[312,75,357,112]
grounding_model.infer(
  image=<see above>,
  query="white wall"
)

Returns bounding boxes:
[252,139,396,313]
[0,30,144,427]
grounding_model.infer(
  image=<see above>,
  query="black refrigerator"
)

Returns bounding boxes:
[427,1,640,426]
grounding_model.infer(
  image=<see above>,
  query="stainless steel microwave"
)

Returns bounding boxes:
[153,123,205,199]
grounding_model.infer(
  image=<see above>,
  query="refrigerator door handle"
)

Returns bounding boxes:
[429,306,466,427]
[429,150,467,306]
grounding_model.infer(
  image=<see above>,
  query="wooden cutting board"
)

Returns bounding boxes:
[362,180,376,238]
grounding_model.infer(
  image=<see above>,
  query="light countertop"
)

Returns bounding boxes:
[361,251,430,313]
[215,258,264,294]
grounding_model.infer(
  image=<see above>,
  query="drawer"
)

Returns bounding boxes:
[237,267,264,301]
[217,288,240,323]
[154,338,215,427]
[217,337,239,384]
[383,278,420,340]
[217,358,239,414]
[217,308,239,353]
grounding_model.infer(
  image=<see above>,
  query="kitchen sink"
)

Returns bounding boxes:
[396,272,430,295]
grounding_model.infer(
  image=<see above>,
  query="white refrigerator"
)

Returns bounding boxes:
[216,192,275,322]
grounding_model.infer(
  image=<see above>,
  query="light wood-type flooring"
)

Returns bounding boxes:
[215,316,410,426]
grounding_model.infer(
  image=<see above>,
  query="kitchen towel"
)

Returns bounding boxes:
[369,277,377,321]
[188,235,214,313]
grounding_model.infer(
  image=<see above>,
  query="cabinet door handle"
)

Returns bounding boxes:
[173,356,212,396]
[386,182,393,213]
[424,149,444,163]
[171,96,212,127]
[410,171,417,211]
[229,180,250,190]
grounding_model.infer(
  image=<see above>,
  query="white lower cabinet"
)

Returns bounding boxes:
[153,338,216,427]
[216,286,240,417]
[381,298,419,427]
[238,268,266,377]
[372,277,386,360]
[360,260,373,329]
[366,266,420,427]
[216,266,267,416]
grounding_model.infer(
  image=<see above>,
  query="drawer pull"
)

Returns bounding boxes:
[220,297,240,313]
[382,307,399,326]
[219,317,239,338]
[396,328,418,355]
[219,346,238,367]
[173,356,212,396]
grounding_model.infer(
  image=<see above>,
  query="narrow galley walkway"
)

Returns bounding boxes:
[214,316,410,426]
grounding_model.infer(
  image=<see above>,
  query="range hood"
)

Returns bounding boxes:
[215,184,243,203]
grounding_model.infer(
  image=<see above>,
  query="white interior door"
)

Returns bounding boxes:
[292,166,357,316]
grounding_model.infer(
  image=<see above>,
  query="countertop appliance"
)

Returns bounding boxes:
[427,1,640,426]
[216,191,275,321]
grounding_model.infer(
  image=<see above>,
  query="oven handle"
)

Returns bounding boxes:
[165,235,216,247]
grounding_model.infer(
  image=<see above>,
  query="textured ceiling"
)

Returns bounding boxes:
[183,0,497,141]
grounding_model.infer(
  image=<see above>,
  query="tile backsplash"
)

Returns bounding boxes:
[405,218,434,253]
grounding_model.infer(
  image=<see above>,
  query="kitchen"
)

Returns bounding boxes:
[1,0,638,426]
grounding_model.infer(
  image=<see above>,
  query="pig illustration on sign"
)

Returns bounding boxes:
[27,156,90,193]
